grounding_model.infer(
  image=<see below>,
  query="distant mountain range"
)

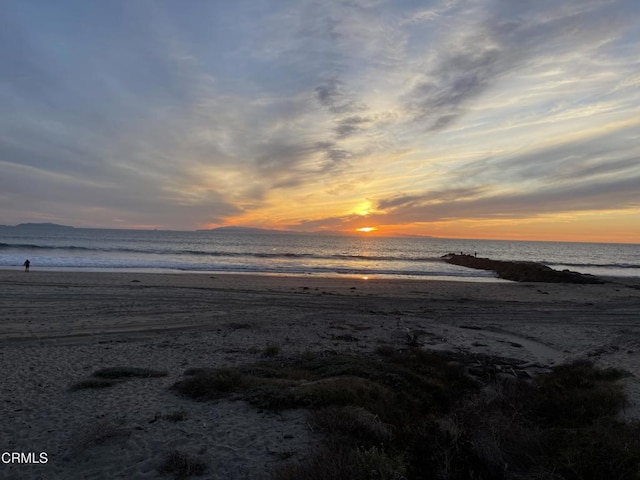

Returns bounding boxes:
[2,223,310,234]
[1,222,76,229]
[2,223,320,234]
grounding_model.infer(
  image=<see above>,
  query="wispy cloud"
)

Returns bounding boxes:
[371,175,640,224]
[1,0,639,239]
[402,0,631,131]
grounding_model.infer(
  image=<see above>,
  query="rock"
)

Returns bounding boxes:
[442,254,605,284]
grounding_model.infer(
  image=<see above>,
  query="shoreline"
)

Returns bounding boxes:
[3,262,639,280]
[2,270,640,478]
[0,265,506,283]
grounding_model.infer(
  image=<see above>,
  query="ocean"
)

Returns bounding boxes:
[1,226,638,281]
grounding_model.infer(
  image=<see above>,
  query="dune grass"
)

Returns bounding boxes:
[262,344,281,357]
[92,366,168,379]
[172,350,640,480]
[68,378,120,391]
[157,450,207,480]
[172,349,471,413]
[69,366,168,390]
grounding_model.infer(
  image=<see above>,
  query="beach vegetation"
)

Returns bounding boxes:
[172,351,640,480]
[275,439,406,480]
[310,406,393,444]
[69,366,168,391]
[157,450,207,479]
[92,366,168,379]
[68,378,120,391]
[172,367,246,400]
[276,451,296,460]
[173,349,471,414]
[405,329,423,347]
[262,344,281,357]
[161,410,187,422]
[534,359,628,427]
[332,334,359,342]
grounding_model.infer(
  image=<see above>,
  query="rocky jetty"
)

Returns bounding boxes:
[443,254,605,284]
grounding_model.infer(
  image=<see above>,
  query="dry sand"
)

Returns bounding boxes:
[1,270,639,479]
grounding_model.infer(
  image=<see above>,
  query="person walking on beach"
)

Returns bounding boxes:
[23,259,30,272]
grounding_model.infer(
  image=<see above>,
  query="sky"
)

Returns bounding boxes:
[1,0,639,242]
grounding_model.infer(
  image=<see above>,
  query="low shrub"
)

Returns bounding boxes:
[70,366,168,391]
[157,450,207,479]
[534,359,627,427]
[262,344,281,357]
[162,411,187,422]
[69,378,120,391]
[92,367,168,379]
[173,351,640,480]
[172,368,245,401]
[310,406,393,445]
[273,438,406,480]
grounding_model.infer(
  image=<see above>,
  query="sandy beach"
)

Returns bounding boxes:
[2,270,640,479]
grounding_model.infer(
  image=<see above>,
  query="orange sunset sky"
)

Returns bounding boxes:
[2,1,639,243]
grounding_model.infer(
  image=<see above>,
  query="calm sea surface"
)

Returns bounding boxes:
[1,227,638,281]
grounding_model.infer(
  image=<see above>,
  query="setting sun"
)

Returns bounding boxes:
[356,227,377,233]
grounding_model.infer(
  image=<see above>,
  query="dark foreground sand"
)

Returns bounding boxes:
[1,270,639,479]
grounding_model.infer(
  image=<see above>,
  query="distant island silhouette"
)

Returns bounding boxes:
[1,223,76,229]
